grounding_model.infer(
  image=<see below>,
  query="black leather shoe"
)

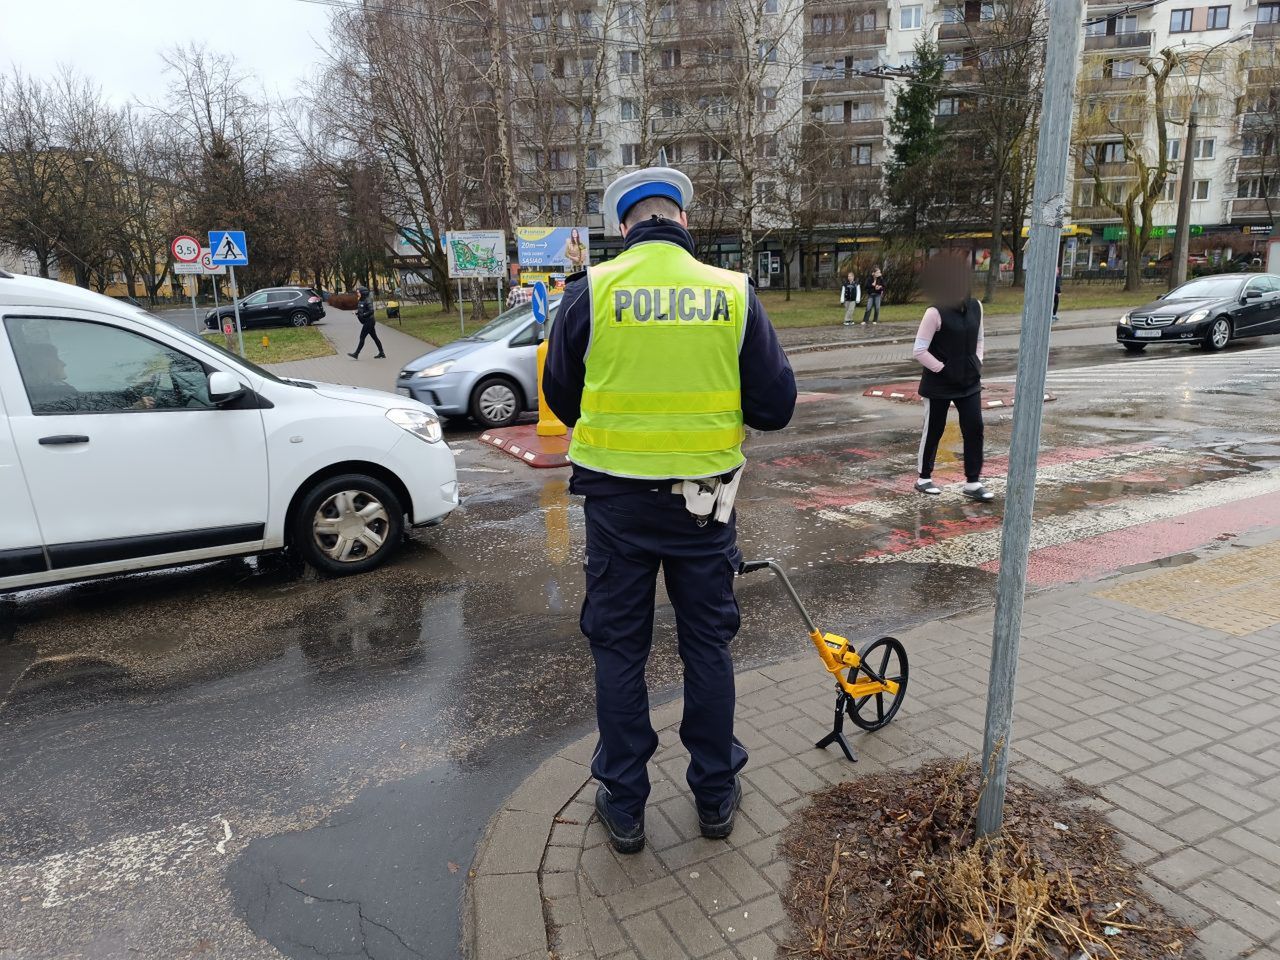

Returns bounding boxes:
[347,352,359,359]
[698,776,742,840]
[375,353,386,358]
[595,786,644,854]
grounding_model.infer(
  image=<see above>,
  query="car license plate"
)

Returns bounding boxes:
[1135,329,1161,339]
[396,386,412,396]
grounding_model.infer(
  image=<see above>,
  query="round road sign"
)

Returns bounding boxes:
[172,235,201,263]
[222,321,234,336]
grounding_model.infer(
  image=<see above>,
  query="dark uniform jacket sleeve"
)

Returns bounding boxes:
[543,273,590,426]
[740,288,796,431]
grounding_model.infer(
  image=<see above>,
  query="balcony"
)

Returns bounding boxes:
[820,118,886,139]
[1082,161,1135,178]
[1229,197,1277,219]
[1254,20,1280,41]
[1071,204,1123,222]
[803,73,886,96]
[938,20,991,42]
[1083,31,1153,52]
[516,168,604,191]
[1081,75,1146,94]
[806,28,887,50]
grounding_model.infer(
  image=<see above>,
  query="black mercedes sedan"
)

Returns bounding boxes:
[1116,273,1280,353]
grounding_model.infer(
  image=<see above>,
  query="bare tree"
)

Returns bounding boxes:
[1074,48,1179,291]
[0,71,65,277]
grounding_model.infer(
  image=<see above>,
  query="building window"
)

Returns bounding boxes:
[855,11,876,30]
[576,9,595,28]
[661,142,683,163]
[1104,58,1137,79]
[1207,5,1229,29]
[1085,18,1106,36]
[1238,177,1262,198]
[586,148,600,168]
[943,53,963,72]
[1077,182,1095,207]
[531,61,548,80]
[758,134,778,158]
[699,140,730,161]
[901,4,923,28]
[1115,14,1138,33]
[755,181,775,203]
[618,2,639,26]
[758,86,778,112]
[1170,9,1193,32]
[937,97,959,116]
[619,50,640,74]
[586,192,601,214]
[759,40,778,62]
[1193,138,1215,160]
[657,2,674,20]
[1193,179,1210,201]
[851,143,873,165]
[1259,4,1280,23]
[811,13,844,33]
[1094,141,1125,164]
[847,100,872,120]
[659,98,681,118]
[620,98,639,121]
[621,143,641,165]
[531,11,549,29]
[1167,138,1181,161]
[699,0,725,14]
[660,47,681,69]
[1163,180,1178,202]
[762,0,779,12]
[551,193,574,216]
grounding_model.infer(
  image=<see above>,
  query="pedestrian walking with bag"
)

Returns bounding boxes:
[543,163,796,855]
[912,256,994,502]
[839,272,861,326]
[862,266,885,325]
[347,286,386,360]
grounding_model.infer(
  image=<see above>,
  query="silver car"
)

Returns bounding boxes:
[396,298,560,428]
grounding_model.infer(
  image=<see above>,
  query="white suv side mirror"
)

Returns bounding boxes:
[209,370,246,404]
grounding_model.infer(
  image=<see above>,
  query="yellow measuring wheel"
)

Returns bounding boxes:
[739,560,908,762]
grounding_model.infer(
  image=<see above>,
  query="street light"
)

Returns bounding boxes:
[1169,25,1254,289]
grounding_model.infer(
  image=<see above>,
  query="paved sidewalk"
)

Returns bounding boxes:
[265,318,428,390]
[466,538,1280,960]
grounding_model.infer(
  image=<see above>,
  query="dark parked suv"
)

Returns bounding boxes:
[204,287,325,330]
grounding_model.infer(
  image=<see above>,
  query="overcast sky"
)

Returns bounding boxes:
[0,0,335,107]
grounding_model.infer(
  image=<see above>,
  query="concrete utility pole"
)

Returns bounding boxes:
[975,0,1084,839]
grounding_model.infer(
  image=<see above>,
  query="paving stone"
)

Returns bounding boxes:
[1194,921,1261,960]
[605,875,685,920]
[713,894,786,941]
[475,810,553,876]
[708,849,773,902]
[733,933,777,960]
[1161,808,1233,845]
[473,874,546,960]
[622,910,686,959]
[581,894,627,957]
[680,861,742,914]
[1184,880,1280,940]
[1148,848,1223,889]
[659,896,731,957]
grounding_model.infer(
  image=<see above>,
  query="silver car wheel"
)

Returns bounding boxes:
[479,383,517,424]
[1210,318,1230,349]
[312,489,390,563]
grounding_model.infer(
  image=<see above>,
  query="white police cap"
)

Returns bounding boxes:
[602,163,694,236]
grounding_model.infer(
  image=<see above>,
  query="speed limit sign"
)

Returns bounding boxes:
[171,235,201,263]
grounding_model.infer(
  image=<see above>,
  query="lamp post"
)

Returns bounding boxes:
[1170,26,1254,289]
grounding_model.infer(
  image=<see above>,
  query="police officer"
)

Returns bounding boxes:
[347,286,386,359]
[543,165,796,854]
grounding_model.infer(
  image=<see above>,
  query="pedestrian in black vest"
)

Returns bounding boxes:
[862,266,885,324]
[839,272,860,325]
[348,286,386,359]
[911,257,993,501]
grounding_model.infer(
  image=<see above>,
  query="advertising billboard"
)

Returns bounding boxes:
[446,230,506,278]
[516,226,590,270]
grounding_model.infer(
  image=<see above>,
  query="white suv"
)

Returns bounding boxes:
[0,272,459,591]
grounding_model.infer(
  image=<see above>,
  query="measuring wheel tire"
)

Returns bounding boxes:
[292,474,404,576]
[845,636,908,732]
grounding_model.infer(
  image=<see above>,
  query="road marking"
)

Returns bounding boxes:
[1,818,229,909]
[859,467,1280,568]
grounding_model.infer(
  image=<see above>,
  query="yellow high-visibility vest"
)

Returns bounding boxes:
[568,241,748,479]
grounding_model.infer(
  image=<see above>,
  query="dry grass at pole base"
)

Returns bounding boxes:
[780,759,1193,960]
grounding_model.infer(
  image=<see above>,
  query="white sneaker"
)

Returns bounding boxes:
[915,478,942,495]
[962,483,995,502]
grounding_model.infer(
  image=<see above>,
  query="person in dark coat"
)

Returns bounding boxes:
[348,286,385,359]
[911,256,993,502]
[862,266,885,325]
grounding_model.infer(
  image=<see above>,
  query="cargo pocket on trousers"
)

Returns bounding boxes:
[580,553,612,638]
[723,549,743,637]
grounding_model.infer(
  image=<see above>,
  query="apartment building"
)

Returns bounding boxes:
[1072,0,1276,271]
[506,0,1274,280]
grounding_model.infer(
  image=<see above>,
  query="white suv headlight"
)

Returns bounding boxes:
[415,360,456,378]
[387,407,443,443]
[1119,313,1131,326]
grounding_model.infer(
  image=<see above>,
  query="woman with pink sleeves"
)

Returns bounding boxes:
[911,257,994,502]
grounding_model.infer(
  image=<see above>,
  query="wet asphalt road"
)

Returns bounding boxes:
[4,324,1280,959]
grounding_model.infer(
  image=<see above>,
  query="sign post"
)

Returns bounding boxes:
[209,230,249,356]
[202,248,226,328]
[975,0,1085,838]
[171,235,202,332]
[532,281,566,437]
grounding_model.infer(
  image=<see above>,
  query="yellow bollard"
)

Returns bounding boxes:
[535,336,567,437]
[261,335,270,348]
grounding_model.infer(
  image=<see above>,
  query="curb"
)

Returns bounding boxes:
[779,315,1108,356]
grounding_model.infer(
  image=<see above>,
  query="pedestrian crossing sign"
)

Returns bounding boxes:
[208,230,249,266]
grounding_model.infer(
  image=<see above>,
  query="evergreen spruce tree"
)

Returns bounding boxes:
[885,38,944,241]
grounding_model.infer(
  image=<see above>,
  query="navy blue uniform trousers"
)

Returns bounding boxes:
[582,490,748,831]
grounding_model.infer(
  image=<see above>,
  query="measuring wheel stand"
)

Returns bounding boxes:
[738,560,909,762]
